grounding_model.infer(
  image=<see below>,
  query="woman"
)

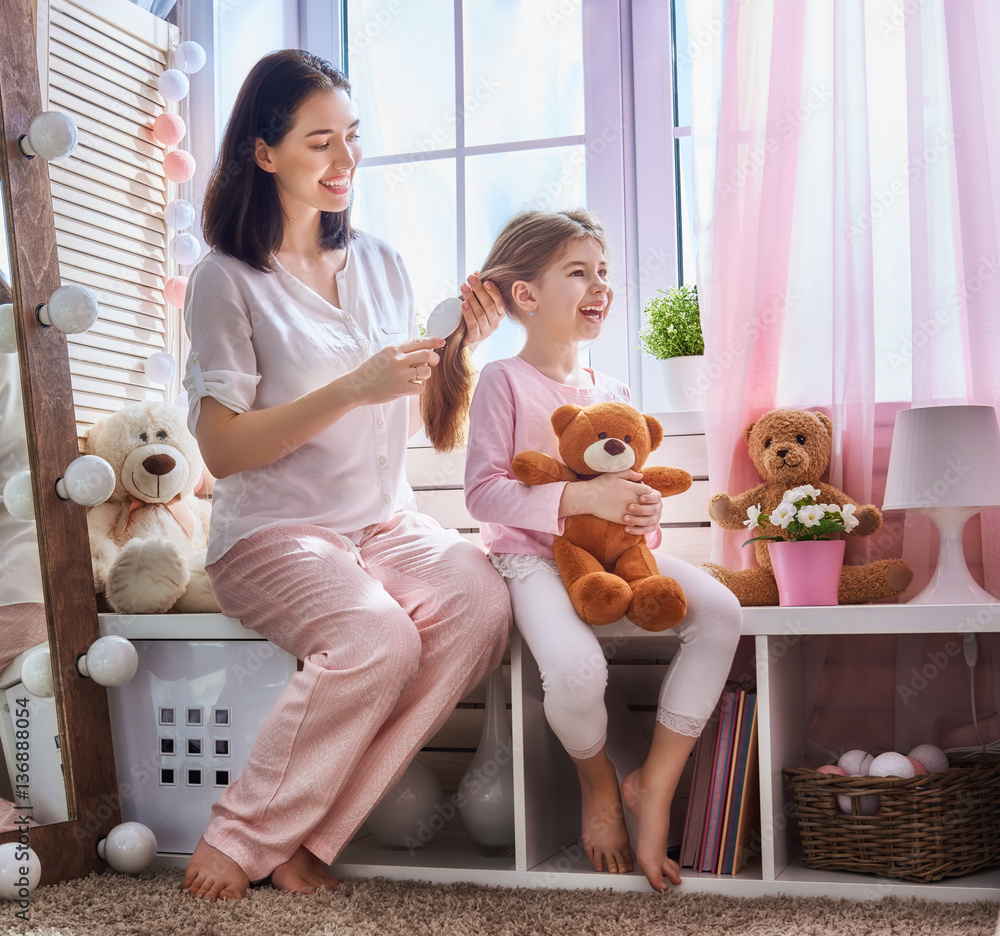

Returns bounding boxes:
[181,50,511,901]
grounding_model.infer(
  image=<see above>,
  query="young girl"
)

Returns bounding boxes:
[437,209,742,891]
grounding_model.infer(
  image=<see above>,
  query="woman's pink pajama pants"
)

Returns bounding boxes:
[203,513,511,881]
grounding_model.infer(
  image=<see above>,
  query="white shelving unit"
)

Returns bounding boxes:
[103,604,1000,901]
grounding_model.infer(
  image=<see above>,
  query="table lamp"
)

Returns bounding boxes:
[882,404,1000,603]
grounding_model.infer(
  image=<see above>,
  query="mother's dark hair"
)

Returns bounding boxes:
[202,49,355,272]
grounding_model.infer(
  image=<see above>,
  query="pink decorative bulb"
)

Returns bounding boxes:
[163,150,196,183]
[164,276,188,307]
[152,112,186,146]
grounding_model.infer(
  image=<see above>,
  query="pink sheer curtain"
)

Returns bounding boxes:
[690,0,1000,757]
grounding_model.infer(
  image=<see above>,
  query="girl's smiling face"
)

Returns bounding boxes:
[516,236,612,342]
[254,88,362,220]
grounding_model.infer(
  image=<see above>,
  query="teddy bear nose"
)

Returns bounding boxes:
[143,453,176,476]
[776,448,789,458]
[603,439,626,456]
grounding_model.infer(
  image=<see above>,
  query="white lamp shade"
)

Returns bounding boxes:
[170,233,202,266]
[20,111,78,160]
[163,198,195,230]
[0,303,16,353]
[37,284,99,334]
[0,843,41,900]
[97,822,158,873]
[882,405,1000,510]
[156,69,190,102]
[55,455,117,506]
[77,635,138,686]
[2,471,34,521]
[173,40,206,74]
[20,645,54,698]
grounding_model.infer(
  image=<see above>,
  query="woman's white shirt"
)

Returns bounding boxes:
[183,231,419,565]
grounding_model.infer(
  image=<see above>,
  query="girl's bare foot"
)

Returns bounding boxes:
[622,767,681,892]
[574,752,634,874]
[270,845,339,894]
[183,838,250,900]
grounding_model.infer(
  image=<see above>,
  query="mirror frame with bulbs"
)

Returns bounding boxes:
[0,0,121,883]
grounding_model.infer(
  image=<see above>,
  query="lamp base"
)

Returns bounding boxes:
[906,507,996,604]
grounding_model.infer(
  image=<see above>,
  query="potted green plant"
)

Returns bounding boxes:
[638,284,705,410]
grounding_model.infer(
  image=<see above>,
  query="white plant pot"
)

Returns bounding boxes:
[659,355,705,411]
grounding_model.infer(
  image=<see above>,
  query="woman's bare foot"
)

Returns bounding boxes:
[573,751,634,874]
[622,767,681,892]
[183,838,250,900]
[270,845,339,894]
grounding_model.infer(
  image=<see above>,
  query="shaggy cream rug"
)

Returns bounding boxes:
[1,869,996,936]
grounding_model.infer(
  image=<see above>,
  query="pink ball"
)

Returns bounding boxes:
[152,112,186,146]
[816,764,849,776]
[906,756,928,776]
[163,149,196,183]
[164,276,188,307]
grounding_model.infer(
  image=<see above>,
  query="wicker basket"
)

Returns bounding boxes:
[782,759,1000,882]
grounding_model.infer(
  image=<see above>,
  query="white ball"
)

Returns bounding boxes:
[80,636,138,687]
[58,455,117,506]
[20,646,53,698]
[41,285,99,334]
[837,786,880,815]
[173,390,189,411]
[97,822,157,874]
[3,471,35,521]
[0,843,41,901]
[868,751,916,779]
[163,198,195,230]
[170,233,202,266]
[156,69,189,103]
[366,759,444,849]
[908,743,949,774]
[25,111,78,160]
[173,40,206,74]
[144,351,176,386]
[836,749,874,776]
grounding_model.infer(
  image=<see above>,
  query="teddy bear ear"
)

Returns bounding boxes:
[743,419,757,445]
[83,418,106,456]
[644,414,663,451]
[551,404,583,436]
[812,411,833,437]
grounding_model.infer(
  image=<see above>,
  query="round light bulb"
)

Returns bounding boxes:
[156,69,189,103]
[170,232,202,266]
[20,646,54,698]
[151,112,186,147]
[164,276,188,308]
[77,635,138,686]
[173,40,206,75]
[0,303,16,354]
[19,111,78,160]
[97,822,157,874]
[163,198,195,230]
[144,351,176,386]
[55,455,117,507]
[2,471,34,521]
[163,149,196,184]
[0,843,41,901]
[37,284,100,334]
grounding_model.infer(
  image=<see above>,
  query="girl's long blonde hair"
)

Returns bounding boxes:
[421,208,609,451]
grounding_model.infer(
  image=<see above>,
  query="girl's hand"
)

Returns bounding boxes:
[460,271,505,350]
[348,337,446,405]
[624,488,663,536]
[561,470,656,525]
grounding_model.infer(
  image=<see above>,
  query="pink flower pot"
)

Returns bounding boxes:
[767,539,846,606]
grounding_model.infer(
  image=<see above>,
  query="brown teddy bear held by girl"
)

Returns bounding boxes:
[703,408,913,606]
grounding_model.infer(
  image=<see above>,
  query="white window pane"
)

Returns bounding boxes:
[347,0,456,157]
[352,160,458,324]
[463,0,584,147]
[465,146,587,364]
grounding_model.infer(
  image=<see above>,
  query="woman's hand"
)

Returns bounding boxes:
[348,337,446,405]
[559,470,656,525]
[460,272,505,350]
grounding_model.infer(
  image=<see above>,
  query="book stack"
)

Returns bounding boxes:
[679,682,759,875]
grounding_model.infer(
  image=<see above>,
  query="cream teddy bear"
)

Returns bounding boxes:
[85,401,219,614]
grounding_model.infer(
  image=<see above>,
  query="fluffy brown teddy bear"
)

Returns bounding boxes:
[85,401,220,614]
[703,408,913,606]
[512,402,692,631]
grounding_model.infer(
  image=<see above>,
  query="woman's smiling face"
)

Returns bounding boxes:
[254,88,362,220]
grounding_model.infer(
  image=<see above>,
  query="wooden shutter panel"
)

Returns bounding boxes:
[42,0,180,434]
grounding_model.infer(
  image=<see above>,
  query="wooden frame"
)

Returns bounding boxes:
[0,0,120,884]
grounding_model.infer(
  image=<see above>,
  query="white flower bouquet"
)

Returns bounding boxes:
[742,485,860,546]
